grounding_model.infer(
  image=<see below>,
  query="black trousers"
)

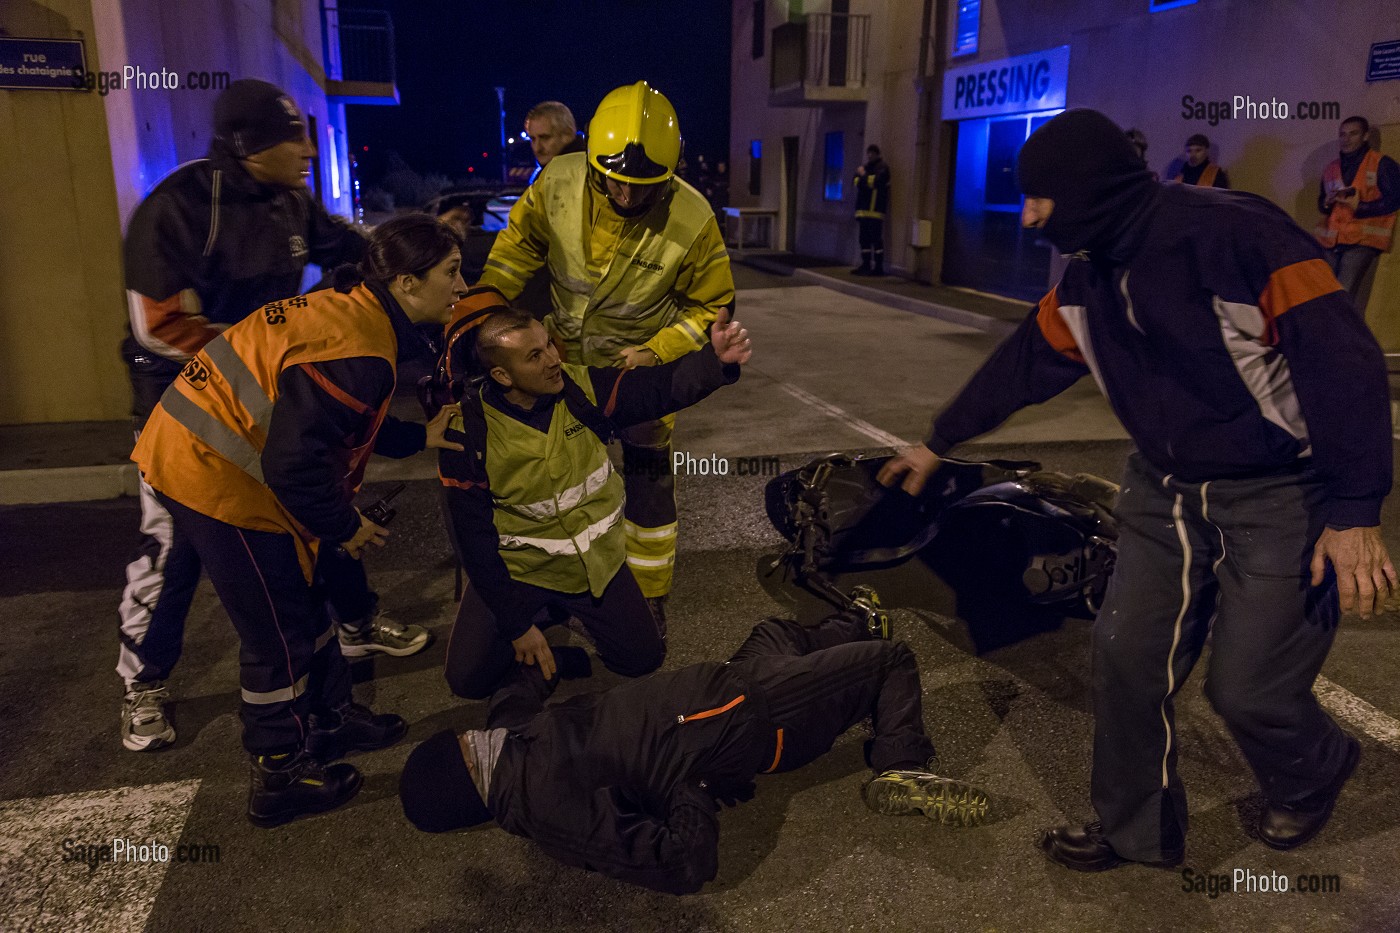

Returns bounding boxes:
[445,564,664,700]
[856,216,885,252]
[1091,453,1348,862]
[728,613,936,775]
[157,493,352,755]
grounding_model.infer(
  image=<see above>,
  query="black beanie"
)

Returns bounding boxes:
[399,730,493,832]
[1016,109,1157,256]
[213,79,307,157]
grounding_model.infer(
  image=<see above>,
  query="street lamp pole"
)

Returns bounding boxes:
[495,86,507,184]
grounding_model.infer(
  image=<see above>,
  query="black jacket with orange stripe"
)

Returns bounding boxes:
[485,659,772,895]
[438,346,739,639]
[926,184,1391,528]
[121,141,366,417]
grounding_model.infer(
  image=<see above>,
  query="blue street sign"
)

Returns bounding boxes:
[1366,40,1400,83]
[0,37,86,91]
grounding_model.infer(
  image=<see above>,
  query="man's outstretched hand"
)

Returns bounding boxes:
[1310,526,1398,620]
[876,445,942,497]
[711,308,752,365]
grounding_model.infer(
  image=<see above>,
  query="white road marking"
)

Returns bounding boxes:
[1315,675,1400,752]
[0,779,201,933]
[762,375,911,449]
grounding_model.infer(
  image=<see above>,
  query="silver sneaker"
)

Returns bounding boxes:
[338,612,430,658]
[121,681,175,752]
[863,768,989,826]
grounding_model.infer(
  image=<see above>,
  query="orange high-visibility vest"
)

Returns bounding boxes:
[1172,164,1219,187]
[132,284,396,578]
[1315,149,1397,251]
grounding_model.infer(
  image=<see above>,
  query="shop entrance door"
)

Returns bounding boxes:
[942,110,1059,301]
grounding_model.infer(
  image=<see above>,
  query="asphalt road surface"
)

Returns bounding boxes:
[3,278,1398,932]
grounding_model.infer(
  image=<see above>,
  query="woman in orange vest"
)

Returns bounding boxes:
[1316,115,1400,301]
[132,213,466,827]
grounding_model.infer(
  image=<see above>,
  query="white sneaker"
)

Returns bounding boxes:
[337,612,430,658]
[121,681,175,751]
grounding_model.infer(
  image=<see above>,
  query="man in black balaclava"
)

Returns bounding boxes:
[879,109,1393,871]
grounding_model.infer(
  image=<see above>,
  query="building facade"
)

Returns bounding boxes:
[0,0,394,424]
[730,0,1400,342]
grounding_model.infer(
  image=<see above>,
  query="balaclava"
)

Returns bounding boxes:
[1016,109,1159,259]
[398,728,506,832]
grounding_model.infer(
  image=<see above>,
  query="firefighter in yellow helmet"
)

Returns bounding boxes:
[478,81,736,631]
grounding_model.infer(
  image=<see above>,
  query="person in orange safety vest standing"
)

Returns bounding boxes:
[1315,115,1399,302]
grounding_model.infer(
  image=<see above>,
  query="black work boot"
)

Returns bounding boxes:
[852,252,872,276]
[1257,734,1360,850]
[870,252,885,276]
[1037,821,1183,872]
[247,749,362,829]
[305,702,407,762]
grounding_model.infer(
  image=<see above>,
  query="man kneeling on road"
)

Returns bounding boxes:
[433,289,751,699]
[399,604,989,894]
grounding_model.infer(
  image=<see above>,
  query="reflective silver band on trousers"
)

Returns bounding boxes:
[239,626,337,704]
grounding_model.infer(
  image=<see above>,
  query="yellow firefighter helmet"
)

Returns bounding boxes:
[587,81,683,185]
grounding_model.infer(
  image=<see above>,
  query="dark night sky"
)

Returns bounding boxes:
[341,0,733,183]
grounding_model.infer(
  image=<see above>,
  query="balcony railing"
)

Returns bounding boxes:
[770,12,871,106]
[322,4,399,105]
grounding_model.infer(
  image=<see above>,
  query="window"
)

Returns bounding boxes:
[823,132,844,201]
[952,0,979,57]
[749,139,762,196]
[752,0,766,59]
[1149,0,1197,10]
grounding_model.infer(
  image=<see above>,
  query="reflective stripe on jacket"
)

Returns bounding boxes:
[131,284,396,577]
[479,152,732,367]
[1316,149,1397,251]
[480,362,627,595]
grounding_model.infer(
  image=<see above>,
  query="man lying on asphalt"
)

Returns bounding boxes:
[399,603,989,894]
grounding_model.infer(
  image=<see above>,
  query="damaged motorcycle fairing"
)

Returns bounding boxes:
[764,452,1120,622]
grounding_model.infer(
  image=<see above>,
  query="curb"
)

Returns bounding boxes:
[792,268,1020,337]
[0,458,441,507]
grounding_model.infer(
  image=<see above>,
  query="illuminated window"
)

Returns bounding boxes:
[952,0,979,57]
[1149,0,1197,10]
[823,132,843,201]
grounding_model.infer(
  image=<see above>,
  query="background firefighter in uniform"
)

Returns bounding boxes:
[116,79,427,755]
[1315,115,1399,301]
[131,215,466,827]
[477,81,736,627]
[880,109,1394,872]
[400,607,988,895]
[852,145,891,276]
[432,297,751,699]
